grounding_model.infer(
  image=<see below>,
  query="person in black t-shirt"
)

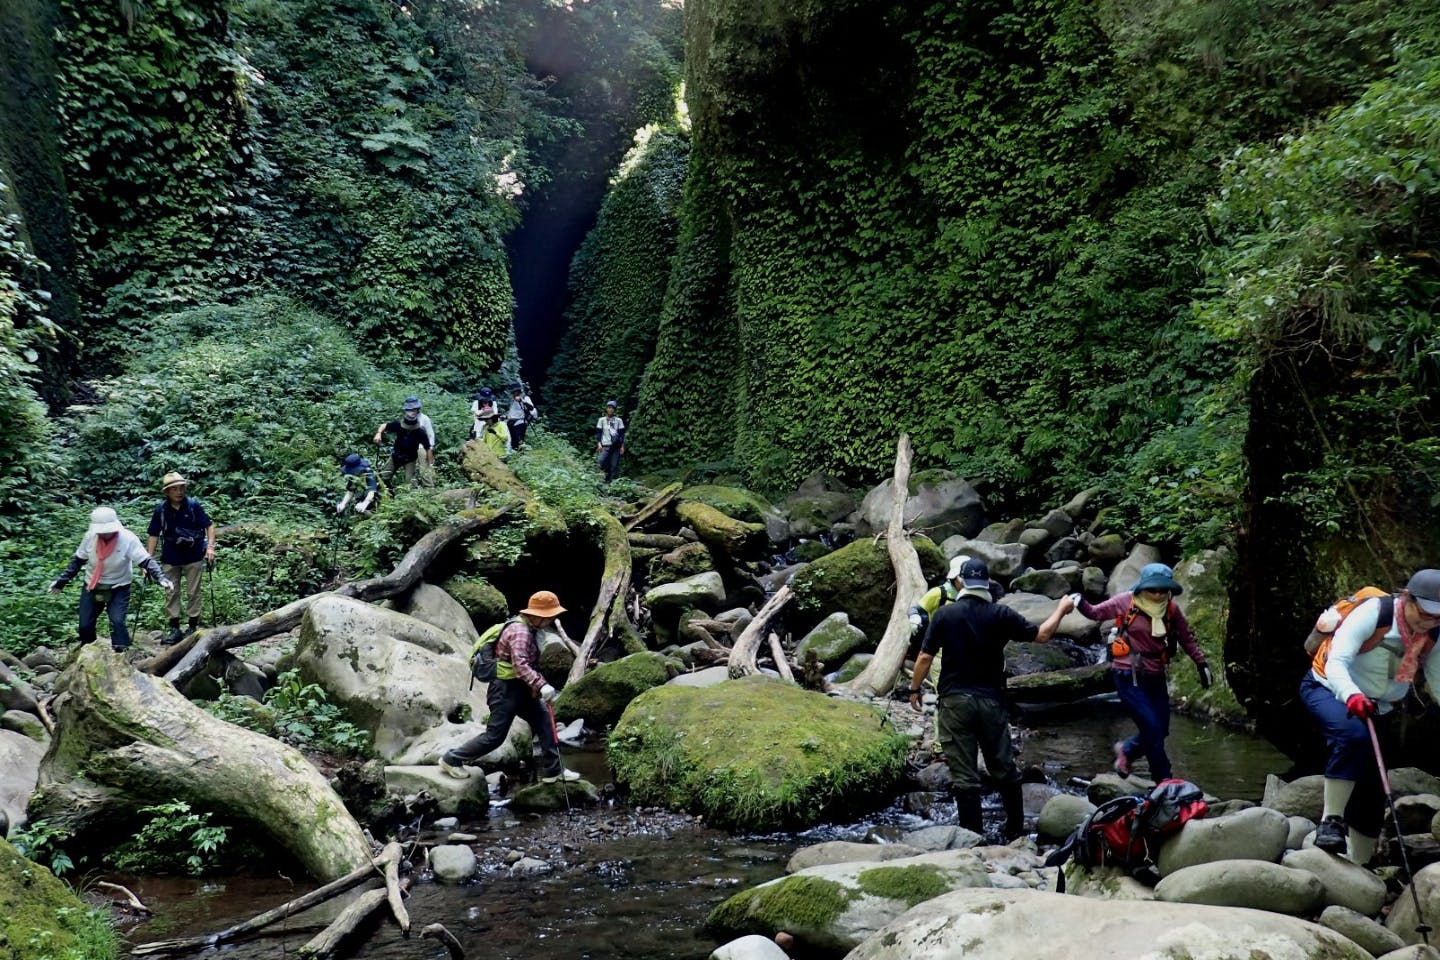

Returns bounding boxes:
[908,558,1073,839]
[373,405,434,488]
[146,472,216,645]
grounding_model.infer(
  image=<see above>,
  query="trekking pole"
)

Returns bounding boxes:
[547,701,571,813]
[206,558,217,627]
[129,579,145,641]
[1367,715,1432,945]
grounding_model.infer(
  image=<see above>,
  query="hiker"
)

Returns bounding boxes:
[50,507,174,652]
[1071,562,1211,782]
[146,473,217,645]
[476,405,511,459]
[471,387,500,438]
[337,453,378,514]
[438,591,580,784]
[505,383,539,449]
[909,555,1005,636]
[595,399,626,481]
[1301,570,1440,863]
[373,399,434,487]
[909,558,1074,838]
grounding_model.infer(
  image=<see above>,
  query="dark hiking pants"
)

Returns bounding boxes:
[79,584,131,650]
[442,678,562,777]
[1114,668,1172,780]
[1300,672,1384,836]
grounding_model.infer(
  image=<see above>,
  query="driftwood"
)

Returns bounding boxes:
[728,587,793,679]
[844,435,927,697]
[95,880,151,914]
[421,924,466,960]
[678,617,730,649]
[158,504,515,688]
[132,844,403,956]
[299,873,413,959]
[623,481,682,531]
[767,632,797,684]
[567,510,632,685]
[626,532,687,549]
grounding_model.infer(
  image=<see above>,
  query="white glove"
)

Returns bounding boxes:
[908,613,924,632]
[356,492,374,514]
[1068,593,1083,609]
[159,578,176,593]
[539,684,557,703]
[49,580,63,594]
[337,493,352,515]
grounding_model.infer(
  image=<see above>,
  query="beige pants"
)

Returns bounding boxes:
[164,561,204,620]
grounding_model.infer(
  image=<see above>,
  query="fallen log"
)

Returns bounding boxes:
[767,632,797,684]
[567,510,632,685]
[1006,662,1112,704]
[627,532,687,549]
[421,923,466,960]
[299,873,412,959]
[33,645,375,883]
[728,587,792,679]
[158,503,516,688]
[843,435,926,697]
[623,481,682,531]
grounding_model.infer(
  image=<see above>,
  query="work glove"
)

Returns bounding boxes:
[357,493,374,513]
[159,577,176,593]
[1346,694,1377,719]
[908,613,923,633]
[49,580,64,594]
[336,501,347,515]
[1197,663,1213,689]
[539,684,558,704]
[1068,593,1084,610]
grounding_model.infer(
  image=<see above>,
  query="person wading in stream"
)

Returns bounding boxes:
[1302,569,1440,863]
[50,507,174,652]
[147,472,217,645]
[909,559,1074,838]
[438,591,580,784]
[1071,562,1211,782]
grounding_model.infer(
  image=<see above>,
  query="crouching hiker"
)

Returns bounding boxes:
[337,453,378,514]
[438,591,580,784]
[909,559,1074,839]
[51,507,173,652]
[1301,570,1440,863]
[147,472,216,645]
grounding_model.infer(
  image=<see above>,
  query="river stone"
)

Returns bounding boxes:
[845,887,1368,960]
[1287,816,1316,850]
[1037,795,1097,841]
[1156,806,1289,876]
[509,856,553,878]
[1006,641,1083,676]
[1386,862,1440,945]
[976,519,1028,543]
[1389,795,1440,837]
[1062,863,1155,900]
[853,469,985,541]
[830,653,872,684]
[384,765,491,816]
[0,729,42,832]
[1045,537,1086,566]
[1283,847,1387,915]
[1322,905,1407,956]
[1378,949,1440,960]
[554,651,677,728]
[1262,773,1325,821]
[707,849,990,955]
[1087,533,1127,567]
[1086,772,1155,805]
[795,613,869,668]
[390,719,527,767]
[1080,565,1108,600]
[790,537,945,642]
[1106,543,1162,597]
[940,537,1027,580]
[999,593,1101,643]
[1155,860,1323,914]
[1391,769,1440,799]
[393,582,480,655]
[431,844,478,883]
[710,935,790,960]
[646,572,727,616]
[20,647,57,670]
[1205,799,1255,817]
[902,825,983,852]
[667,666,731,688]
[787,842,925,873]
[1032,509,1075,540]
[0,663,38,716]
[1010,569,1071,599]
[0,710,45,743]
[510,778,601,812]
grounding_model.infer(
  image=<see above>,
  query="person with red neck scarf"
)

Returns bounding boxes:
[50,507,173,652]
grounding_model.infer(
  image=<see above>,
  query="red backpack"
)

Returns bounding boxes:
[1045,779,1208,889]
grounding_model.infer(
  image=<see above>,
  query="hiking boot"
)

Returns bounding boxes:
[1314,815,1348,853]
[161,627,184,646]
[542,768,581,784]
[1112,741,1132,777]
[438,758,470,780]
[186,619,201,637]
[953,789,983,835]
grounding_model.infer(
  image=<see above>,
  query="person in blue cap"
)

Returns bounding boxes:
[1071,562,1211,781]
[595,399,626,481]
[337,453,378,514]
[373,398,434,487]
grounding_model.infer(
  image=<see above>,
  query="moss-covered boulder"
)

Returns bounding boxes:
[791,537,945,641]
[676,501,768,561]
[510,778,602,812]
[553,651,679,728]
[783,473,858,539]
[440,577,510,633]
[680,485,788,544]
[608,676,907,830]
[1170,550,1243,721]
[795,613,869,668]
[460,438,528,496]
[830,653,872,684]
[648,541,715,588]
[0,837,118,960]
[707,850,990,956]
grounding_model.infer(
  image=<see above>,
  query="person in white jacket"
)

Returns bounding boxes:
[50,507,173,652]
[1301,569,1440,863]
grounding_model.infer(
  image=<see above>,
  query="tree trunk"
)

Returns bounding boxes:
[567,510,633,685]
[728,587,792,679]
[844,435,926,697]
[32,645,373,882]
[623,481,682,531]
[767,632,796,683]
[627,532,687,549]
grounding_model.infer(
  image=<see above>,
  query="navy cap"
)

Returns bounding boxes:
[959,558,990,589]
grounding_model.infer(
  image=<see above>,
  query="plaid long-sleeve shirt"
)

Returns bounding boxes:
[495,620,546,694]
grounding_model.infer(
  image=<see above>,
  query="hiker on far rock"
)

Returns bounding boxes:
[373,399,434,487]
[336,453,378,514]
[909,555,1005,638]
[595,399,626,481]
[476,405,511,459]
[505,383,539,450]
[51,507,173,652]
[1071,562,1211,783]
[146,472,216,645]
[438,591,580,785]
[909,558,1074,839]
[1301,570,1440,864]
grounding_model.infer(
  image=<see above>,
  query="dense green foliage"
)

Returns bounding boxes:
[0,837,120,960]
[207,668,371,756]
[108,800,234,875]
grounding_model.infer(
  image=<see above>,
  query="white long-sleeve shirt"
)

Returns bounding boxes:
[74,529,155,588]
[1315,596,1440,711]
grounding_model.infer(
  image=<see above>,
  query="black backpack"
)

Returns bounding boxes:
[1045,779,1208,890]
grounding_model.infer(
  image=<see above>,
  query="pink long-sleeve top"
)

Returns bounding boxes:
[1078,592,1206,675]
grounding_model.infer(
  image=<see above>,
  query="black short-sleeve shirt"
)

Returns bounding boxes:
[383,420,432,464]
[921,596,1038,698]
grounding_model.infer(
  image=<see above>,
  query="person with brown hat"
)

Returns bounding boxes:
[438,590,580,784]
[50,507,173,652]
[146,472,216,645]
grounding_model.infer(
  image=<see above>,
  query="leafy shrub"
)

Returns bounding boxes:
[108,801,233,876]
[8,819,75,876]
[262,669,371,756]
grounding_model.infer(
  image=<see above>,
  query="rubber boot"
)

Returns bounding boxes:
[186,616,200,637]
[953,789,983,835]
[1000,781,1027,841]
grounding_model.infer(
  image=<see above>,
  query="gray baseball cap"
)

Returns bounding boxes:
[1407,569,1440,615]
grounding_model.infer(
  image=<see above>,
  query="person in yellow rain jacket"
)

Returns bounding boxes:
[476,405,511,459]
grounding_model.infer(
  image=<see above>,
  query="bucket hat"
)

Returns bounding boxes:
[947,555,972,582]
[1406,569,1440,615]
[1132,562,1183,595]
[160,472,188,491]
[520,590,566,618]
[342,453,367,474]
[402,396,422,411]
[605,399,618,408]
[88,507,123,535]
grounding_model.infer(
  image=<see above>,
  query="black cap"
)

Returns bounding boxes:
[959,558,990,589]
[1407,569,1440,615]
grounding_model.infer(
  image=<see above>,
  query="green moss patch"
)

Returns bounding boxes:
[554,651,678,728]
[677,484,775,524]
[854,864,952,907]
[608,675,908,830]
[791,536,945,641]
[0,838,119,960]
[707,875,854,943]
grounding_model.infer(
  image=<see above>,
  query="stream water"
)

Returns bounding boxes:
[118,701,1289,960]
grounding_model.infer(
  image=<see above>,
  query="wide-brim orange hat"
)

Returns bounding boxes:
[520,590,566,618]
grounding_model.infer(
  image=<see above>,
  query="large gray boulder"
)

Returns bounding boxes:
[795,613,869,668]
[787,841,925,873]
[0,729,43,831]
[645,572,727,615]
[1261,774,1325,822]
[1010,569,1071,599]
[1393,795,1440,835]
[1283,847,1387,916]
[1154,860,1324,914]
[901,825,983,852]
[383,765,491,816]
[1386,862,1440,945]
[1377,947,1440,960]
[391,582,479,656]
[1087,533,1127,567]
[845,888,1368,960]
[999,593,1101,643]
[1037,795,1096,841]
[782,473,857,539]
[667,666,731,688]
[940,537,1027,580]
[1,710,46,743]
[1061,864,1155,900]
[0,664,38,715]
[1156,806,1289,876]
[1391,768,1440,799]
[390,720,527,767]
[854,469,985,541]
[1106,543,1163,597]
[553,651,677,728]
[1320,905,1406,956]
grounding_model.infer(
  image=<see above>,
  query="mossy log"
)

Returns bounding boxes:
[1005,662,1112,703]
[459,438,529,497]
[155,503,516,688]
[676,500,766,561]
[31,645,373,882]
[623,481,682,531]
[567,509,634,685]
[845,435,927,698]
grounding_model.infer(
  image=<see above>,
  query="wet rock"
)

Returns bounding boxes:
[0,663,38,716]
[1393,795,1440,835]
[1386,862,1440,945]
[790,540,833,564]
[795,613,869,668]
[914,760,952,792]
[1154,860,1323,914]
[940,537,1027,580]
[1010,569,1071,599]
[434,816,459,830]
[1283,847,1387,915]
[1021,782,1061,814]
[510,779,601,812]
[852,469,985,541]
[1321,905,1406,956]
[0,710,45,743]
[903,825,982,852]
[1106,543,1162,597]
[0,730,42,832]
[710,934,791,960]
[1006,641,1083,676]
[1286,816,1316,850]
[448,832,478,843]
[1392,769,1440,799]
[1007,663,1111,704]
[646,572,727,617]
[554,651,678,728]
[830,653,872,684]
[509,856,552,877]
[1037,795,1096,842]
[1156,806,1289,876]
[431,844,478,883]
[384,765,491,816]
[1086,772,1155,805]
[787,841,925,873]
[1261,773,1325,822]
[1081,565,1108,599]
[1061,863,1155,900]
